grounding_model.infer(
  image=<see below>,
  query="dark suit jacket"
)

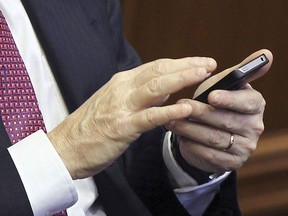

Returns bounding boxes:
[0,0,241,215]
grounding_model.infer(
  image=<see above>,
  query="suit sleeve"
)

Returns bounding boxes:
[0,131,77,216]
[0,111,32,216]
[0,150,33,215]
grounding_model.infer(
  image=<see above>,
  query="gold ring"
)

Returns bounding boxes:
[224,133,234,151]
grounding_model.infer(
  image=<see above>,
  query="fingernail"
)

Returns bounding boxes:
[212,92,221,105]
[206,57,217,67]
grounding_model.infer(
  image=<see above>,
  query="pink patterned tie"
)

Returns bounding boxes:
[0,11,67,216]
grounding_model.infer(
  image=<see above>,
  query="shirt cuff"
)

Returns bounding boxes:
[8,130,78,216]
[162,131,230,189]
[163,131,231,215]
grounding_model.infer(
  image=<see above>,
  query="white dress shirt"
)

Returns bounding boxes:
[1,0,229,215]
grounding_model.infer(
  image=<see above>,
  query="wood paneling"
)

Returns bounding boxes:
[121,0,288,132]
[238,129,288,216]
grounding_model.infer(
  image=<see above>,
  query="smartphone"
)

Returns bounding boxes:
[194,54,269,103]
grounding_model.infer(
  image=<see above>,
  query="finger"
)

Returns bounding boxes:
[214,49,273,86]
[233,49,273,83]
[166,118,235,151]
[178,137,246,173]
[133,57,217,87]
[173,99,264,135]
[130,66,211,109]
[193,49,273,99]
[130,103,193,133]
[208,85,266,114]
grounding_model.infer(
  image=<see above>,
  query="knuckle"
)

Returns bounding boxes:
[111,71,124,81]
[245,92,266,114]
[243,98,257,114]
[202,150,217,163]
[187,57,215,68]
[192,67,207,79]
[113,119,126,138]
[165,107,180,121]
[194,102,211,119]
[208,129,226,148]
[247,142,257,154]
[175,71,187,83]
[247,117,265,137]
[255,121,265,136]
[187,57,203,67]
[259,97,266,112]
[243,137,258,154]
[231,155,246,170]
[221,112,235,130]
[146,107,161,127]
[147,78,162,95]
[187,57,200,67]
[225,142,255,170]
[146,108,158,126]
[153,59,169,75]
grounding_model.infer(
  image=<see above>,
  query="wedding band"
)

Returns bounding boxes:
[224,133,235,151]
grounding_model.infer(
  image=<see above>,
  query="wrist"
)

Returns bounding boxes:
[47,127,77,179]
[170,133,214,185]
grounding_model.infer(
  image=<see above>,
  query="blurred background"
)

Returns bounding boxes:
[121,1,288,215]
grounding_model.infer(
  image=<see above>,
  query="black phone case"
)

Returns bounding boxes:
[194,54,269,103]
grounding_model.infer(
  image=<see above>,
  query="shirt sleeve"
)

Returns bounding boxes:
[8,130,78,216]
[163,131,230,215]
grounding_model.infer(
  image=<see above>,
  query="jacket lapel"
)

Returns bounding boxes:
[0,120,12,149]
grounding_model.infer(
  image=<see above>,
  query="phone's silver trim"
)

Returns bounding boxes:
[238,54,267,74]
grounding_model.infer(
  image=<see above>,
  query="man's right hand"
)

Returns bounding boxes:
[47,57,217,179]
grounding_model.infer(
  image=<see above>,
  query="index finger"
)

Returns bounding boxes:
[133,57,217,87]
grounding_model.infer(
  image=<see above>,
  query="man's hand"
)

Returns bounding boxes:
[47,57,217,179]
[165,49,273,173]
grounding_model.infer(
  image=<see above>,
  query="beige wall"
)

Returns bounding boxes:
[121,1,288,215]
